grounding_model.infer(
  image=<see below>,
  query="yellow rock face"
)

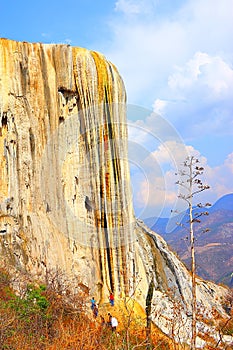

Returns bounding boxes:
[0,38,134,299]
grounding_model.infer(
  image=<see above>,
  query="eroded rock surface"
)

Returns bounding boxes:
[0,39,230,347]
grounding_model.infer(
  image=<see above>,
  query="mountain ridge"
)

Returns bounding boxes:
[209,193,233,212]
[144,193,233,286]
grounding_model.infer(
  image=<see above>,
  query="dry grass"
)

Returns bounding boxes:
[0,268,232,349]
[0,267,172,349]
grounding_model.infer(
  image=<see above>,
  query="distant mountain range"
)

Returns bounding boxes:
[144,193,233,287]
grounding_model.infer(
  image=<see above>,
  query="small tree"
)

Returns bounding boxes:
[175,155,210,350]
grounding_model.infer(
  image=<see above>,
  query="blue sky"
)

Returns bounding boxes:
[1,0,233,219]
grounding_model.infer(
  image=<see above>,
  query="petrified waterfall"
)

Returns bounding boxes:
[0,39,230,346]
[0,38,135,299]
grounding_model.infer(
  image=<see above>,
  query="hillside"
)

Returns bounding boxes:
[144,193,233,286]
[0,39,232,348]
[0,267,175,349]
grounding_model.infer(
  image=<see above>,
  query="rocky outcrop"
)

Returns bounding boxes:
[135,220,231,346]
[0,39,231,347]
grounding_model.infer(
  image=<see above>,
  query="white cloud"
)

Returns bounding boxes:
[168,52,233,99]
[153,99,167,115]
[205,152,233,199]
[177,0,233,54]
[103,0,233,217]
[150,141,206,167]
[107,0,233,107]
[131,139,233,218]
[115,0,142,15]
[115,0,156,15]
[158,52,233,137]
[225,153,233,173]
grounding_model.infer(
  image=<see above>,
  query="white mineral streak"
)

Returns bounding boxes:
[0,39,231,348]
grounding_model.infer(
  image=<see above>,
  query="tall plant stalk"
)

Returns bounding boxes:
[175,156,210,350]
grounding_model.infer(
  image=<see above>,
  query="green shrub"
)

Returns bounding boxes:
[26,284,49,311]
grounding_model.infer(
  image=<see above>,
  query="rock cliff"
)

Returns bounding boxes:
[0,39,231,347]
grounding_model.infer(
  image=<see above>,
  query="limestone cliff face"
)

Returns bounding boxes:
[0,38,135,299]
[0,39,230,346]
